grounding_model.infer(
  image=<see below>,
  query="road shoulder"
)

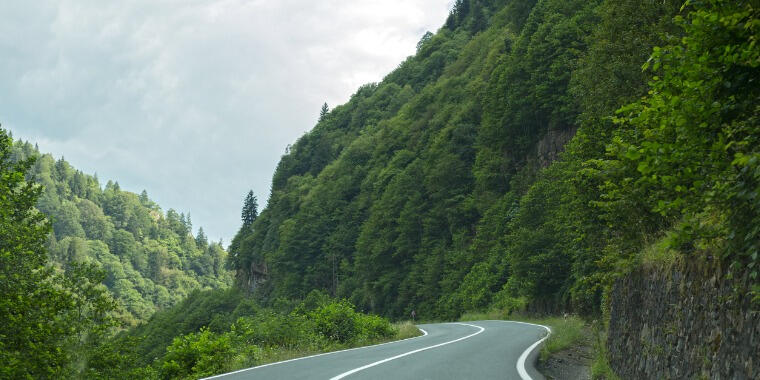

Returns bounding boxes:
[538,329,592,380]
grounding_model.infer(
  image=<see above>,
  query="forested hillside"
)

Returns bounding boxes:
[10,140,232,325]
[230,0,758,321]
[2,129,403,378]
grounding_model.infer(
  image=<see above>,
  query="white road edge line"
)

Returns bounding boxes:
[329,322,485,380]
[509,321,552,380]
[201,326,428,379]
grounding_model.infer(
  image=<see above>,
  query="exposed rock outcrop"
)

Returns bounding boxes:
[536,126,578,168]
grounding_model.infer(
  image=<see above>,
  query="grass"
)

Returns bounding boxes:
[459,309,510,321]
[529,316,585,360]
[458,310,586,361]
[590,330,620,380]
[640,235,680,267]
[394,320,424,340]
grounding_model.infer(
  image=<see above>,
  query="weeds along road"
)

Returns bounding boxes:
[204,320,550,380]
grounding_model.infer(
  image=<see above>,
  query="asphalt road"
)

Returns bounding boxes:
[205,320,550,380]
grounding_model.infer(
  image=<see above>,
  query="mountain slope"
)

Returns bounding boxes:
[230,0,605,317]
[10,140,232,325]
[233,0,757,325]
[227,0,705,319]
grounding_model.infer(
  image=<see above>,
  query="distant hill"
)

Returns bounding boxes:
[10,140,232,325]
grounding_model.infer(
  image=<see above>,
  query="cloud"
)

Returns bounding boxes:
[0,0,452,243]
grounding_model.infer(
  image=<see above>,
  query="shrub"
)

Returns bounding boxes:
[232,312,315,349]
[357,314,394,340]
[160,328,234,380]
[308,300,360,343]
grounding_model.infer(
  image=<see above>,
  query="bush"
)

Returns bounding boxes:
[232,312,316,349]
[357,314,394,341]
[160,328,235,380]
[308,300,360,343]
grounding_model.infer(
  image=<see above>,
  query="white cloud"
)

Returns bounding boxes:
[0,0,452,243]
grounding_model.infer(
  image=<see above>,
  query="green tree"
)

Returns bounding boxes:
[195,227,209,249]
[241,190,258,227]
[0,127,117,378]
[319,102,330,121]
[416,31,433,52]
[0,127,68,377]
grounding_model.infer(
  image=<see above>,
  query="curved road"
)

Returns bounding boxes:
[205,320,550,380]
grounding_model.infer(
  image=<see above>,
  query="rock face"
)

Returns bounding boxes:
[535,126,578,168]
[607,261,759,379]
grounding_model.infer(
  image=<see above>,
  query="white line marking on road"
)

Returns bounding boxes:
[329,323,485,380]
[511,321,551,380]
[201,326,428,379]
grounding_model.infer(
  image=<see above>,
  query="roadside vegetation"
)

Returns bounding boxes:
[114,289,419,379]
[590,329,619,380]
[394,321,425,340]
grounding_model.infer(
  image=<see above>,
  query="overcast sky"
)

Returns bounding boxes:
[1,0,452,244]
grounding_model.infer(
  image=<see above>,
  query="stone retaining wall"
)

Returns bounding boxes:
[607,261,759,379]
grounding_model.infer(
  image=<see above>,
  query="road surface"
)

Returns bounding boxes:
[205,320,550,380]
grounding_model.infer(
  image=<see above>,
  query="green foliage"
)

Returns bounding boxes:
[393,321,423,340]
[241,190,258,227]
[605,0,760,277]
[308,300,361,343]
[538,316,585,361]
[160,328,235,380]
[8,141,232,325]
[0,127,119,378]
[319,102,330,121]
[119,288,395,378]
[305,299,394,343]
[120,288,250,365]
[83,337,158,379]
[591,330,620,380]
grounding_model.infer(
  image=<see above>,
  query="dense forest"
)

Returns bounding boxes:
[9,140,232,325]
[230,0,759,320]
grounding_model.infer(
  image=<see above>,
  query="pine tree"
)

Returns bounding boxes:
[470,3,486,32]
[319,102,329,121]
[241,190,258,227]
[139,189,150,205]
[195,227,208,249]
